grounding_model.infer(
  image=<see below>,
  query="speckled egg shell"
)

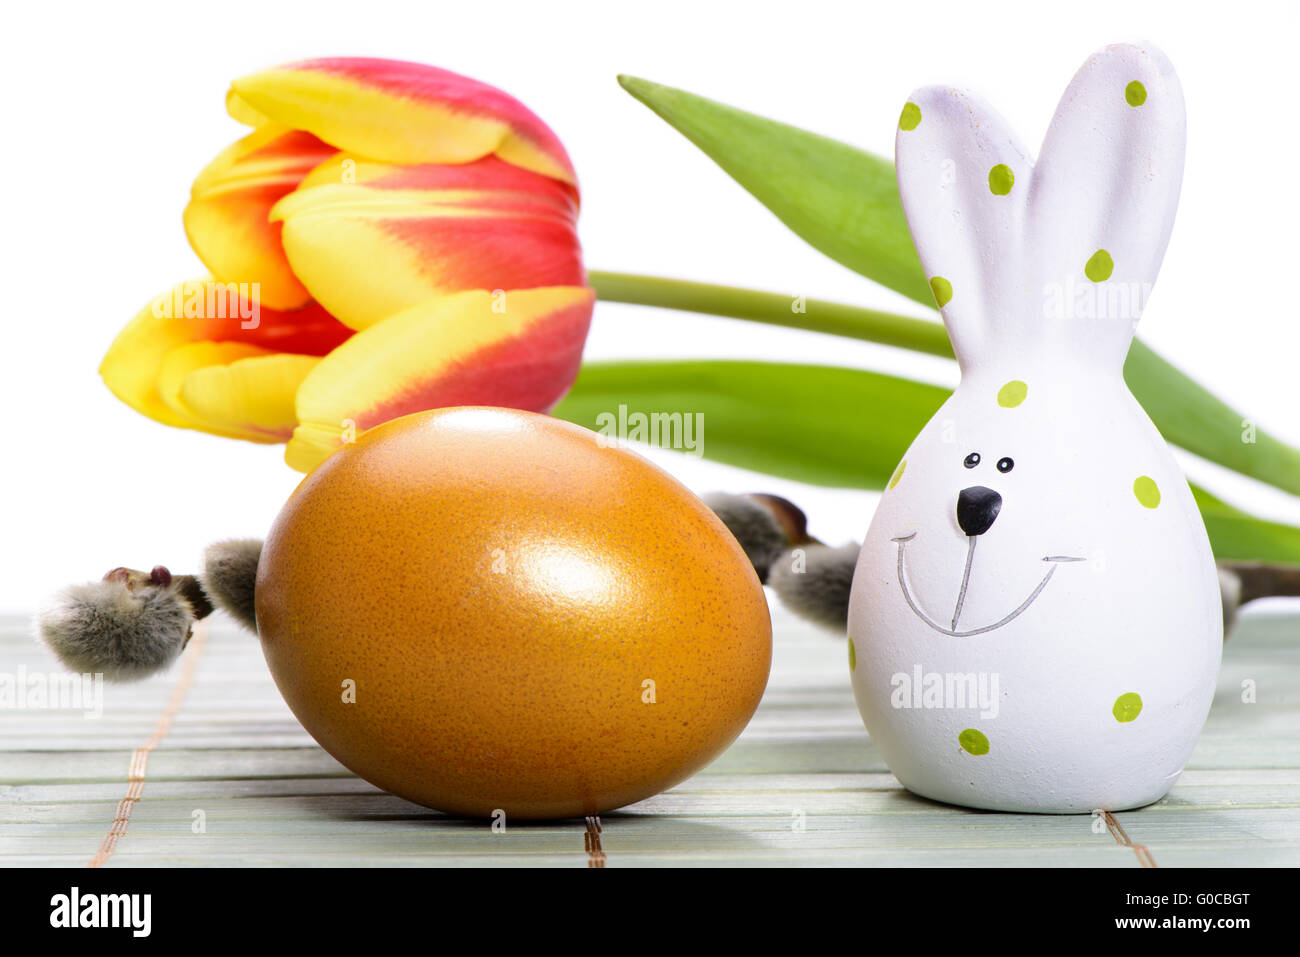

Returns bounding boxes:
[255,407,772,819]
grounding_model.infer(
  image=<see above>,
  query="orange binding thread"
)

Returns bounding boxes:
[1103,810,1157,868]
[584,815,606,868]
[87,624,209,868]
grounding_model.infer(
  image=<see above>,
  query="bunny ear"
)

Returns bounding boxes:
[895,87,1034,369]
[895,44,1186,374]
[1028,43,1186,368]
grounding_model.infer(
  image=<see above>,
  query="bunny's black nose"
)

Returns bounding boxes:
[957,486,1002,536]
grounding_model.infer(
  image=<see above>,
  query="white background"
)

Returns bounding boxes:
[2,0,1297,612]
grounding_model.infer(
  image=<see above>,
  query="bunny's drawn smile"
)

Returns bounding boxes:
[891,532,1085,637]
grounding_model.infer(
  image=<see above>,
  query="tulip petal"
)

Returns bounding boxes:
[101,280,353,430]
[285,286,595,471]
[180,352,320,442]
[225,89,268,127]
[228,58,577,185]
[270,155,585,331]
[157,341,280,439]
[184,126,337,310]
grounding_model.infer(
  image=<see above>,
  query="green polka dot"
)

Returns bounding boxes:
[958,728,989,756]
[899,101,921,131]
[1113,692,1143,722]
[1125,81,1147,107]
[1084,249,1114,283]
[848,638,857,673]
[1133,475,1161,509]
[988,163,1015,195]
[997,379,1028,408]
[888,459,906,490]
[929,276,952,308]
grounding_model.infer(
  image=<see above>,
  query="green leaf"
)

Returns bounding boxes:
[617,75,933,308]
[1191,485,1300,566]
[555,358,1300,564]
[1124,342,1300,497]
[590,271,1300,497]
[611,77,1300,497]
[554,358,946,488]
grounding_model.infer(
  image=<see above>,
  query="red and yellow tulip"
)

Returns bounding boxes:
[101,57,594,472]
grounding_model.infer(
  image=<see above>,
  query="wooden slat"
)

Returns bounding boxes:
[2,606,1298,866]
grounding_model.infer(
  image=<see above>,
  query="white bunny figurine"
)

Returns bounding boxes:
[848,43,1222,813]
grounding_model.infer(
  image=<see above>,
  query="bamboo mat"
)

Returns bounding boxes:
[2,605,1298,867]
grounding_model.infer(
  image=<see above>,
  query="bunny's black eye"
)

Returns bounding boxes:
[963,452,980,469]
[997,457,1014,473]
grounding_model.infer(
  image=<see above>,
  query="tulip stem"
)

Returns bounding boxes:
[587,269,1300,499]
[586,270,953,358]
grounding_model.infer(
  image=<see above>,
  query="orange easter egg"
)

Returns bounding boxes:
[255,407,771,819]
